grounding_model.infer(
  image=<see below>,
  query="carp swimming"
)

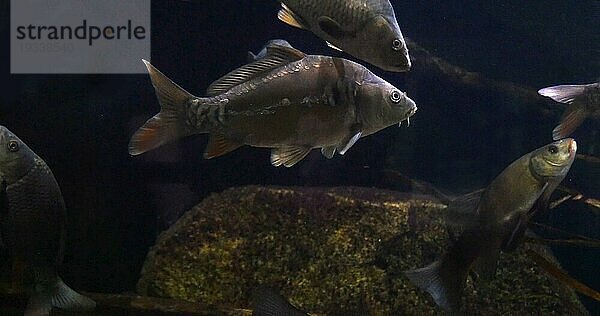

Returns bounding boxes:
[129,42,417,167]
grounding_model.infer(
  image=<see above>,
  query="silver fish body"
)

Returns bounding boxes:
[0,126,95,315]
[277,0,411,72]
[405,138,577,311]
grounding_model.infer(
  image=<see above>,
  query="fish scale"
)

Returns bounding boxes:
[3,158,64,266]
[284,0,374,30]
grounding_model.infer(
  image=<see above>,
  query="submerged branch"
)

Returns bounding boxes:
[405,39,555,116]
[526,249,600,302]
[576,154,600,164]
[524,237,600,248]
[529,222,594,241]
[550,187,599,214]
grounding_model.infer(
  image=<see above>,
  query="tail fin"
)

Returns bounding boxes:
[552,104,587,140]
[538,84,587,104]
[252,286,307,316]
[128,59,195,155]
[405,232,485,311]
[25,274,95,316]
[404,261,466,311]
[538,84,591,140]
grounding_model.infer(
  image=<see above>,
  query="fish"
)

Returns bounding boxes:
[128,43,417,167]
[252,286,308,316]
[538,81,600,140]
[404,138,577,312]
[0,126,96,316]
[248,39,293,62]
[276,0,411,72]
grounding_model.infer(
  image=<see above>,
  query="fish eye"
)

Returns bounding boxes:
[548,145,558,154]
[390,90,403,103]
[7,140,19,152]
[392,39,403,51]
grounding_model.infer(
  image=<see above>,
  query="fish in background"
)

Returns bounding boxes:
[405,138,577,311]
[248,39,293,62]
[0,126,96,316]
[276,0,411,72]
[129,41,417,167]
[252,286,308,316]
[538,81,600,140]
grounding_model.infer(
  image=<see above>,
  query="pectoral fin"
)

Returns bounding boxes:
[204,133,242,159]
[326,41,343,52]
[318,16,353,39]
[338,127,363,155]
[502,213,529,252]
[271,146,312,167]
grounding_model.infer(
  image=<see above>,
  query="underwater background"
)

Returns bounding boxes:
[0,0,598,314]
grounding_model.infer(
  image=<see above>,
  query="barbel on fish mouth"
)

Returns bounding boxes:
[405,138,577,312]
[0,126,96,316]
[538,81,600,140]
[276,0,411,72]
[128,42,417,167]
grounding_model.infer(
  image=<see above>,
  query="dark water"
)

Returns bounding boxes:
[0,0,598,314]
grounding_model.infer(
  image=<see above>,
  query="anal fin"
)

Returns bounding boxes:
[271,146,312,167]
[321,146,336,159]
[277,3,306,29]
[204,133,242,159]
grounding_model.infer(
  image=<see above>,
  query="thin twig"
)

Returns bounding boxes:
[526,249,600,302]
[528,222,593,241]
[576,154,600,164]
[524,236,600,248]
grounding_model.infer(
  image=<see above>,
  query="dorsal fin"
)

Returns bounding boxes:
[206,44,306,96]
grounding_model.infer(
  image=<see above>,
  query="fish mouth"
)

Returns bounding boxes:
[391,61,411,72]
[568,139,577,157]
[398,106,417,127]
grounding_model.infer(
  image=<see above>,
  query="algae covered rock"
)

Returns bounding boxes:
[137,186,588,315]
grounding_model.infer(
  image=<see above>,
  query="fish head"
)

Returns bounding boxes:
[355,15,411,72]
[530,138,577,179]
[356,74,417,135]
[0,126,37,184]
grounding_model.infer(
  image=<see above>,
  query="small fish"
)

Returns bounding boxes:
[0,126,96,316]
[276,0,411,72]
[405,138,577,311]
[538,81,600,140]
[252,286,308,316]
[129,43,417,167]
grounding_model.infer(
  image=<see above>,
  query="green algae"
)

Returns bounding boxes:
[137,186,588,315]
